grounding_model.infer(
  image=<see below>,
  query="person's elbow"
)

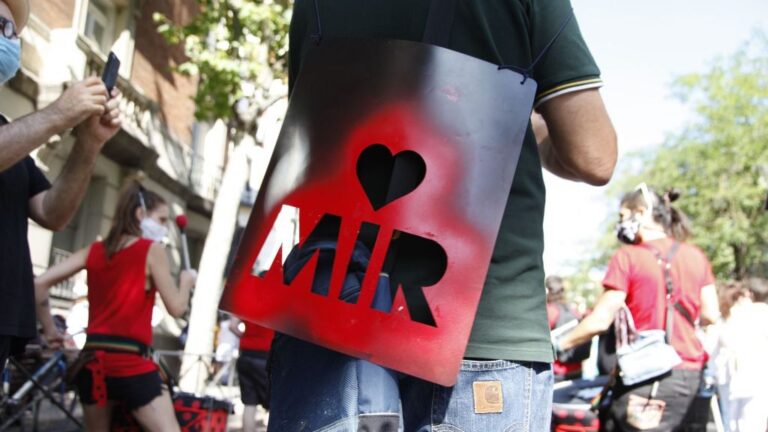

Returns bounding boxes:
[699,284,721,326]
[163,292,189,318]
[165,296,189,318]
[587,171,615,187]
[38,216,70,232]
[168,309,187,319]
[30,193,72,231]
[588,290,626,333]
[167,303,188,319]
[580,309,614,335]
[593,313,615,333]
[700,305,721,326]
[576,135,617,186]
[539,89,618,186]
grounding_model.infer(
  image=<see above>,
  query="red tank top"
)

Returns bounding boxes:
[239,321,274,352]
[86,239,157,376]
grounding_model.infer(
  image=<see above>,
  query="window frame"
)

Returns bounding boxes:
[83,0,116,53]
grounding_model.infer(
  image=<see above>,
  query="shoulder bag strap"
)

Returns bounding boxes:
[643,241,683,342]
[614,305,636,348]
[498,9,575,83]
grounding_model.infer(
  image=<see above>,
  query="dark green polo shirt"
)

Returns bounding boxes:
[289,0,602,363]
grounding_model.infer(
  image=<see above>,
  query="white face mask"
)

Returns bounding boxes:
[141,217,168,242]
[616,214,641,245]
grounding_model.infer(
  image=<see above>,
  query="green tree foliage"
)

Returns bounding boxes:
[558,265,603,313]
[613,34,768,280]
[155,0,292,122]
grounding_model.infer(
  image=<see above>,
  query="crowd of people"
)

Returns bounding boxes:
[1,0,765,431]
[549,184,768,431]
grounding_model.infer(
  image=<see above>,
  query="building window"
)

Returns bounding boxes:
[79,0,135,77]
[83,0,115,53]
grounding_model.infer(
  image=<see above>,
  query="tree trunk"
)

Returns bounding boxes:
[179,135,254,393]
[731,243,747,280]
[178,95,287,393]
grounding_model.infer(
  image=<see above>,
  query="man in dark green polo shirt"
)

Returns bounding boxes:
[268,0,617,430]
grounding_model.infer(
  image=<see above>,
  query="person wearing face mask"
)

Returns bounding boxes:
[555,184,721,431]
[33,180,196,432]
[0,0,122,373]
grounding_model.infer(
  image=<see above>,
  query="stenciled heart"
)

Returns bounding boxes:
[356,144,426,211]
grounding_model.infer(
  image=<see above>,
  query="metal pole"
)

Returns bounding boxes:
[10,353,62,403]
[710,394,725,432]
[7,358,82,429]
[180,233,192,270]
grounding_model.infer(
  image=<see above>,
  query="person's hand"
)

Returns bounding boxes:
[47,77,109,131]
[552,333,563,356]
[76,88,122,150]
[42,327,65,350]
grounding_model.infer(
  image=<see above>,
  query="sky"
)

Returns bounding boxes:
[542,0,768,276]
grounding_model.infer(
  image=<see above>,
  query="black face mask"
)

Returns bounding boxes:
[616,215,641,245]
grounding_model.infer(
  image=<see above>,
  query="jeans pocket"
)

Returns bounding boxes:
[431,361,553,432]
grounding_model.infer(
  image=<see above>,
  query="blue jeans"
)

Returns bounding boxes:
[267,334,553,432]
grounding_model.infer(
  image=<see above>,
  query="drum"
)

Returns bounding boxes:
[173,392,231,432]
[111,392,231,431]
[551,376,608,432]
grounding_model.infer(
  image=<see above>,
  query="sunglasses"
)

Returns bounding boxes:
[1,16,18,40]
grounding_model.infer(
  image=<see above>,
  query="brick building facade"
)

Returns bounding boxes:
[0,0,231,343]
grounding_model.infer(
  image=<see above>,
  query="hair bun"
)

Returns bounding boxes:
[665,188,681,203]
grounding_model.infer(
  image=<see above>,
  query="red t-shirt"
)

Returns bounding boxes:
[239,321,274,353]
[86,239,157,377]
[603,238,715,370]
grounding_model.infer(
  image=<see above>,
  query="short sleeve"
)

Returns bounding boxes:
[603,248,632,293]
[24,157,51,197]
[530,0,603,107]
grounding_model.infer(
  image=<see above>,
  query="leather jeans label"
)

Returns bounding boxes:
[472,381,503,414]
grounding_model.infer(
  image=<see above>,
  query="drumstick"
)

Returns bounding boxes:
[175,214,192,270]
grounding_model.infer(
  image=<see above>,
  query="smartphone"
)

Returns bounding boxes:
[101,51,121,95]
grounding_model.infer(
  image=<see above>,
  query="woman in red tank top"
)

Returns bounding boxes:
[555,184,722,431]
[35,181,196,432]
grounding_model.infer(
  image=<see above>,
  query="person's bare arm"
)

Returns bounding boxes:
[533,89,617,186]
[559,289,626,350]
[699,284,721,326]
[34,247,90,347]
[28,89,122,231]
[148,242,196,318]
[0,78,109,172]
